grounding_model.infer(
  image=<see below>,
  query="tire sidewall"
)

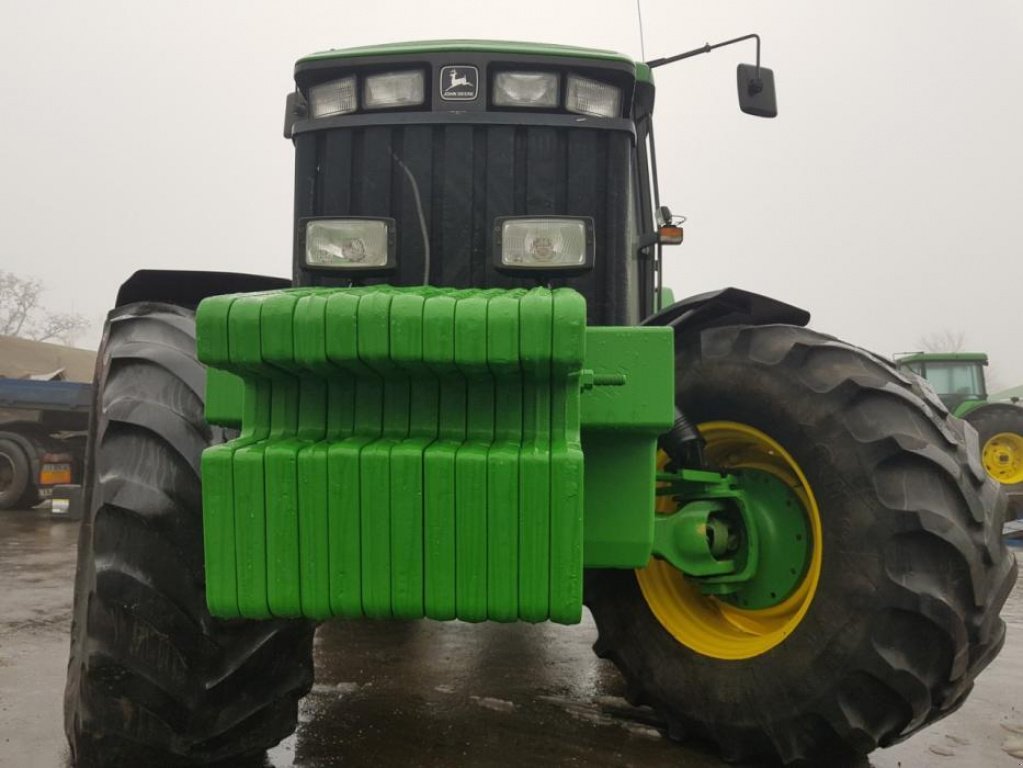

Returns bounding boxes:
[0,438,31,510]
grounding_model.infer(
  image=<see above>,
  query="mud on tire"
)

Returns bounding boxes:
[64,303,315,767]
[585,324,1018,765]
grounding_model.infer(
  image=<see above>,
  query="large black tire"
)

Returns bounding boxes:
[585,324,1018,765]
[964,403,1023,517]
[0,437,35,510]
[64,303,315,767]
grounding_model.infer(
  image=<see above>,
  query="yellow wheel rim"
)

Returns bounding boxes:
[982,432,1023,485]
[636,421,823,660]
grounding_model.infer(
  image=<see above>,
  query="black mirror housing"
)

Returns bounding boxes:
[737,64,777,118]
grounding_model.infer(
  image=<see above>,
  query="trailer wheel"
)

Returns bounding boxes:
[585,324,1017,765]
[0,437,35,510]
[64,302,315,767]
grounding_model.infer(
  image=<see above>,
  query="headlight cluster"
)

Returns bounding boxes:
[308,70,425,118]
[303,216,594,276]
[305,69,622,119]
[492,71,621,118]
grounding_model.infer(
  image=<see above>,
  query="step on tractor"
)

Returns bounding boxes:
[896,351,1023,517]
[64,39,1017,766]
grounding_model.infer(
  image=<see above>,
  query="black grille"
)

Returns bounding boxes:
[293,124,639,325]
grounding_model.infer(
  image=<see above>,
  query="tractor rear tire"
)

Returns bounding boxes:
[0,438,34,510]
[964,404,1023,518]
[64,302,315,767]
[585,324,1017,765]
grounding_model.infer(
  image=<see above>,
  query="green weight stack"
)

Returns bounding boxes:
[198,285,627,623]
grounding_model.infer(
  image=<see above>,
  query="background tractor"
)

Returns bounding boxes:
[64,39,1016,767]
[897,351,1023,516]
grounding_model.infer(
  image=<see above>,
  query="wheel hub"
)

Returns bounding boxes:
[982,432,1023,485]
[651,468,811,609]
[636,422,823,660]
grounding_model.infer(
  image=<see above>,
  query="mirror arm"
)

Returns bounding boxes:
[637,231,661,252]
[647,32,762,82]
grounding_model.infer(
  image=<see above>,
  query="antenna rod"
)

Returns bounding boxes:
[636,0,646,61]
[647,32,761,79]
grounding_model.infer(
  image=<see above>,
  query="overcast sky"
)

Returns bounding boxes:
[1,1,1021,386]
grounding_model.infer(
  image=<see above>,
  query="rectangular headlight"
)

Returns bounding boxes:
[364,70,425,109]
[494,216,594,275]
[492,71,559,108]
[308,77,357,118]
[566,75,621,118]
[302,218,396,273]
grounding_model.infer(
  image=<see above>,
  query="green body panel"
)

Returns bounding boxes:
[580,327,675,567]
[298,39,652,84]
[197,286,674,624]
[954,398,987,418]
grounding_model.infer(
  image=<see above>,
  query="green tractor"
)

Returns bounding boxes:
[896,351,1023,514]
[64,39,1016,766]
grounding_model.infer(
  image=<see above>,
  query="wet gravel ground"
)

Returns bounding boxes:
[1,508,1020,768]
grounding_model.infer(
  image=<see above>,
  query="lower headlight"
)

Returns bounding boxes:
[493,216,594,275]
[302,217,396,273]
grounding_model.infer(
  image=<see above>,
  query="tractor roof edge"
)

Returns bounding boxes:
[896,352,989,364]
[297,39,653,84]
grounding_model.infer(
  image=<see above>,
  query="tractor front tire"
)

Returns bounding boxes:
[585,324,1017,765]
[64,303,315,767]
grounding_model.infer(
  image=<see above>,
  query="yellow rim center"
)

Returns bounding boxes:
[982,432,1023,485]
[635,421,823,660]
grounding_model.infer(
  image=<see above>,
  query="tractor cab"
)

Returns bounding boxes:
[283,40,663,326]
[896,352,989,413]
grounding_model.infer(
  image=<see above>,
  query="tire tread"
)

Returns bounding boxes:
[65,303,314,768]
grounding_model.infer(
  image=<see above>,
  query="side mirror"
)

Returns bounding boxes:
[737,64,777,118]
[283,91,308,139]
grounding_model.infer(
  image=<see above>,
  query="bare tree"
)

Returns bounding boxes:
[918,329,967,353]
[0,271,43,337]
[31,312,91,346]
[0,270,90,346]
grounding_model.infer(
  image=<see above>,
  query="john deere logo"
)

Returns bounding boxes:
[440,65,478,101]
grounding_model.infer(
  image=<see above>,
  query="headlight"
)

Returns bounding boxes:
[565,75,621,118]
[364,70,425,109]
[493,216,594,275]
[308,77,357,118]
[492,71,559,108]
[302,218,396,273]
